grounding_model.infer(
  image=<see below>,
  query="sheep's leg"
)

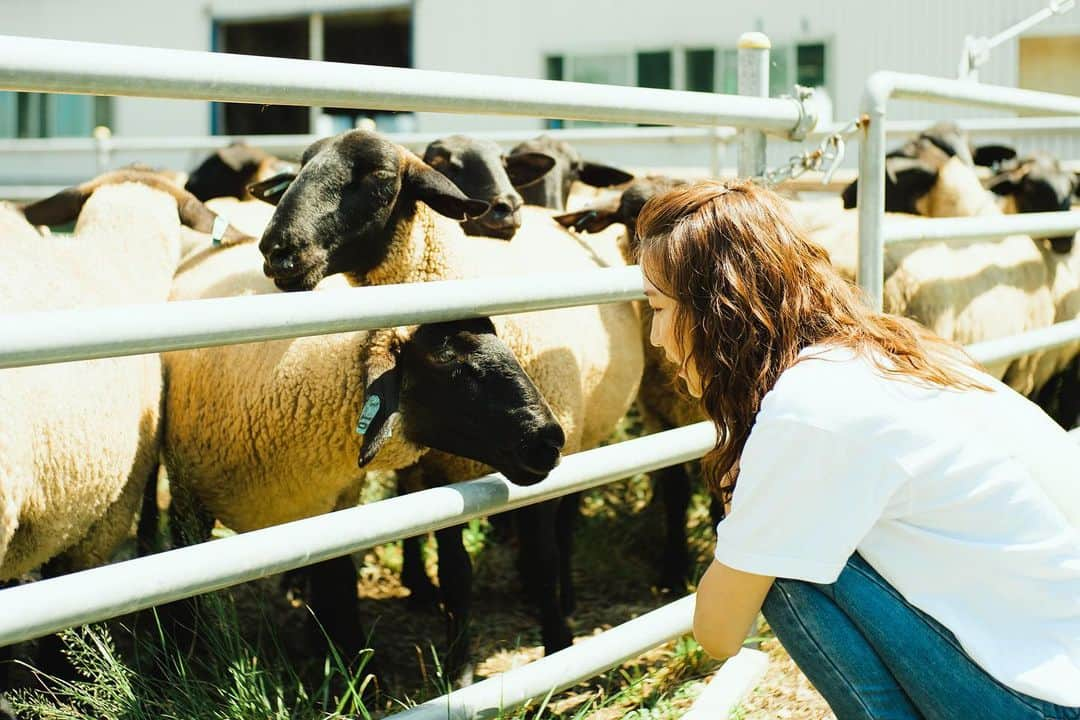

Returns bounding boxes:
[0,580,15,694]
[157,479,215,661]
[35,560,77,683]
[434,524,474,687]
[136,463,161,555]
[304,556,368,664]
[1034,355,1080,430]
[516,501,573,654]
[400,534,439,608]
[555,493,581,617]
[657,463,693,591]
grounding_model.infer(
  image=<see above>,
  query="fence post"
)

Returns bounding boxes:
[92,125,112,174]
[737,32,770,179]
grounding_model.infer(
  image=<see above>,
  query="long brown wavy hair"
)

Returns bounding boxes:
[636,179,989,502]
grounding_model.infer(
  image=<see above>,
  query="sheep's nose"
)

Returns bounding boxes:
[263,247,297,274]
[490,200,515,219]
[518,423,565,475]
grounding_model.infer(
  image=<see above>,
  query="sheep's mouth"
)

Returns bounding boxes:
[265,261,327,292]
[461,218,519,241]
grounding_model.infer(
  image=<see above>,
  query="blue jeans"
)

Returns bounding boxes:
[761,553,1080,720]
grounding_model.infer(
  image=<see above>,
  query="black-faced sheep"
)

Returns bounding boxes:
[422,134,556,239]
[508,135,635,212]
[251,129,643,676]
[164,234,565,670]
[184,141,296,202]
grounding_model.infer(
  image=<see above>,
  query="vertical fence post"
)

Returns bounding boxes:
[709,125,723,177]
[857,78,890,312]
[308,12,324,134]
[92,125,112,174]
[737,32,770,179]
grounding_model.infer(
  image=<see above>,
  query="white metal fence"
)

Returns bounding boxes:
[2,30,1080,720]
[5,117,1080,200]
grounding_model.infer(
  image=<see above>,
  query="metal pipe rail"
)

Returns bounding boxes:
[4,117,1080,161]
[0,35,805,134]
[0,266,646,369]
[0,126,741,156]
[883,211,1080,245]
[857,72,1080,310]
[390,595,698,720]
[0,422,716,647]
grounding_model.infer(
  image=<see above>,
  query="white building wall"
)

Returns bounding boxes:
[1,0,1079,184]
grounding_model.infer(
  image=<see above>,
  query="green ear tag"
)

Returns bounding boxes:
[355,395,381,435]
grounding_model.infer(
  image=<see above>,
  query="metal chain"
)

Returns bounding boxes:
[754,114,868,187]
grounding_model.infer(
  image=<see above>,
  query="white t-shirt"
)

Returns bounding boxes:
[713,344,1080,706]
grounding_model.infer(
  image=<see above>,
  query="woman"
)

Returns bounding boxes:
[637,180,1080,720]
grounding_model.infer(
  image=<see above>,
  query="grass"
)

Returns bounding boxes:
[8,589,377,720]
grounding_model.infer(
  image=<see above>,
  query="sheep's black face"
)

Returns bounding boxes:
[185,143,270,201]
[988,154,1079,253]
[510,136,634,211]
[424,135,555,240]
[362,318,565,485]
[258,132,404,291]
[256,130,489,291]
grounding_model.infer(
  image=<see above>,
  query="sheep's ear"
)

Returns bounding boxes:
[972,144,1017,168]
[217,143,265,173]
[20,186,89,227]
[356,363,403,468]
[1073,172,1080,199]
[247,172,296,206]
[985,171,1020,197]
[504,152,556,188]
[553,208,621,234]
[576,161,635,188]
[403,157,490,220]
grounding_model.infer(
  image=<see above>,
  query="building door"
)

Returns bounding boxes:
[216,8,411,136]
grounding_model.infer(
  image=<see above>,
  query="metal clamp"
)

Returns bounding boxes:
[755,114,866,187]
[783,85,818,142]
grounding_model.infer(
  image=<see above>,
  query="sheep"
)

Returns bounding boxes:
[508,135,635,212]
[184,141,296,202]
[422,134,556,239]
[983,151,1080,253]
[165,235,567,671]
[0,170,253,689]
[250,129,643,676]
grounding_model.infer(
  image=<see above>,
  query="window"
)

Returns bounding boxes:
[796,43,827,88]
[637,51,672,90]
[682,42,827,98]
[685,49,715,93]
[215,9,412,135]
[0,92,111,138]
[542,52,632,129]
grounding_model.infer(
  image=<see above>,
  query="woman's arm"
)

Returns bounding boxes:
[693,559,775,659]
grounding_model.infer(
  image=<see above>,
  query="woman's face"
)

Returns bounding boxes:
[643,270,703,398]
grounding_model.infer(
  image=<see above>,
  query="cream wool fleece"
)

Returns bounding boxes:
[0,184,183,579]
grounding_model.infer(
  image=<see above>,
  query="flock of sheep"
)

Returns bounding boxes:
[1,120,1078,702]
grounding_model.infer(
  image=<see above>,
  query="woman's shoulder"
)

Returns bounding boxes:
[756,344,909,431]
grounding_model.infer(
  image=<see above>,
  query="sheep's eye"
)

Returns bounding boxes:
[430,346,459,365]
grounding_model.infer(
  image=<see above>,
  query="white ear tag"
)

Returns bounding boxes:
[211,215,230,247]
[355,395,381,435]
